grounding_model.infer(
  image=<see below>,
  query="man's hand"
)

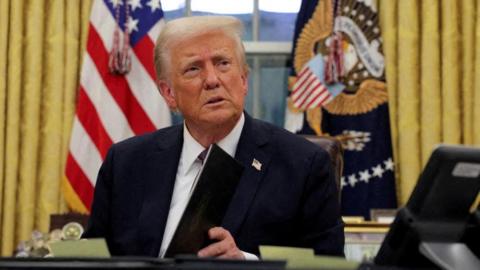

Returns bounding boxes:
[197,227,245,259]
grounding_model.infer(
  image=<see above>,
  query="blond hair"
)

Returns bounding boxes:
[154,16,248,80]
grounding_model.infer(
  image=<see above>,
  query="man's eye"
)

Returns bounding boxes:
[184,66,199,75]
[217,60,231,70]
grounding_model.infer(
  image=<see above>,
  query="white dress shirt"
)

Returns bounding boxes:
[159,114,256,260]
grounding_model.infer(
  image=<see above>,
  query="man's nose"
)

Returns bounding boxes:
[203,63,220,90]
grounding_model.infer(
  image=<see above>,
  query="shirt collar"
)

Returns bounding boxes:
[217,112,245,157]
[181,124,207,174]
[181,113,245,172]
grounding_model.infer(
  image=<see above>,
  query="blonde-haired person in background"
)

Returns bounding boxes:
[84,16,344,259]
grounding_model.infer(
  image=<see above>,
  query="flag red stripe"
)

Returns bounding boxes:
[87,24,155,135]
[295,80,321,107]
[297,82,321,107]
[132,35,157,81]
[305,87,329,108]
[315,93,331,108]
[296,66,309,79]
[292,75,317,104]
[292,71,314,95]
[76,87,113,159]
[66,154,94,210]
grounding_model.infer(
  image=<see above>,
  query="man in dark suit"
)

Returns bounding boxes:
[84,16,344,259]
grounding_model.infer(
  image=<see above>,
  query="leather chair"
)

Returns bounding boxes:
[300,135,344,201]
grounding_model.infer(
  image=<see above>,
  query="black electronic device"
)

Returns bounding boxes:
[462,206,480,257]
[165,144,244,258]
[375,145,480,269]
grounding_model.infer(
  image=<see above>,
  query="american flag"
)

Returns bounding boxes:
[64,0,170,213]
[291,66,332,109]
[291,54,342,110]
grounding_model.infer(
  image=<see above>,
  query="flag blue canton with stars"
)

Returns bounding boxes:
[105,0,164,46]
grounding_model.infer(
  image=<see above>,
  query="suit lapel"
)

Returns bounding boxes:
[222,114,272,236]
[137,126,183,256]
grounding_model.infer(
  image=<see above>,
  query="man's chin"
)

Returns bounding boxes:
[198,111,241,127]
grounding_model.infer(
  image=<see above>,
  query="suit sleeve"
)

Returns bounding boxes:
[299,148,345,256]
[82,146,115,239]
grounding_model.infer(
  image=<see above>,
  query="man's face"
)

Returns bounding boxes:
[158,31,248,129]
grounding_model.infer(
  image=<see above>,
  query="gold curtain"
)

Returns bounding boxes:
[0,0,92,256]
[379,0,480,204]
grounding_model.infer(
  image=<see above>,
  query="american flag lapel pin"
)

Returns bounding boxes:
[252,158,262,171]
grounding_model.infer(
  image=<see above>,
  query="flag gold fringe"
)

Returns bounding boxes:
[306,107,323,135]
[62,176,89,214]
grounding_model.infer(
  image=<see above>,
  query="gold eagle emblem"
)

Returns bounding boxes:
[289,0,388,135]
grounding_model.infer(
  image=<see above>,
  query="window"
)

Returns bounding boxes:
[162,0,301,127]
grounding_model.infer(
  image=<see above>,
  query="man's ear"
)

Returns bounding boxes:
[241,72,248,96]
[158,80,177,110]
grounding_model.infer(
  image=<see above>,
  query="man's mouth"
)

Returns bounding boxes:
[206,97,224,104]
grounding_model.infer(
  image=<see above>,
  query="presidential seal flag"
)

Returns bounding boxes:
[64,0,171,213]
[285,0,397,218]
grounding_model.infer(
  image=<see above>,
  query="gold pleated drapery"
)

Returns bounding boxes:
[1,0,480,258]
[379,0,480,204]
[0,0,92,256]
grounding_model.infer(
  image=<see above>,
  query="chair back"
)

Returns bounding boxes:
[301,135,344,201]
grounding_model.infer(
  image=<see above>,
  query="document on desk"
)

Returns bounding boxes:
[260,246,359,270]
[165,144,244,257]
[49,238,110,258]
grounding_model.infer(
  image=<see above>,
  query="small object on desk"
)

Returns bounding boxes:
[369,209,397,224]
[27,230,50,257]
[62,222,84,240]
[48,229,63,243]
[343,219,389,262]
[31,230,46,250]
[13,223,90,258]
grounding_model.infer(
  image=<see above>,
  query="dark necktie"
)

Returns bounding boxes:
[197,149,208,164]
[190,149,208,195]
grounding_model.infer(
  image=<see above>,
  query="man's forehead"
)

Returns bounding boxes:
[171,34,236,58]
[179,47,233,59]
[171,30,235,48]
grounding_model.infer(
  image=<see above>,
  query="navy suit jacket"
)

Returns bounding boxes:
[84,114,344,257]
